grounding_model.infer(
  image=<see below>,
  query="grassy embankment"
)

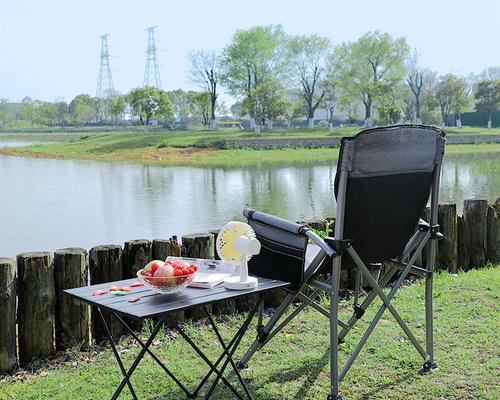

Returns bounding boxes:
[0,266,498,399]
[1,126,499,167]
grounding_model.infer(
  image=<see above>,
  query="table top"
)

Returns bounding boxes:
[64,277,289,320]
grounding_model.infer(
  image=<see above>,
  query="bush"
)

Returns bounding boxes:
[157,142,167,149]
[316,120,330,129]
[421,110,442,126]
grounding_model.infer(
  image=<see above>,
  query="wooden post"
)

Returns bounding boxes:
[123,240,152,279]
[0,258,17,372]
[457,215,468,269]
[487,199,499,264]
[182,233,214,319]
[463,199,489,268]
[437,203,458,272]
[54,248,89,350]
[17,252,55,366]
[209,229,221,260]
[89,245,123,342]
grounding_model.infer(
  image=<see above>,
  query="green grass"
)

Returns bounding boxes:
[1,266,498,399]
[1,127,500,167]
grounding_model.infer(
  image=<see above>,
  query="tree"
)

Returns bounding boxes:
[128,87,173,126]
[192,92,211,127]
[435,74,469,126]
[284,34,331,129]
[38,102,58,126]
[109,95,126,126]
[69,94,96,125]
[406,51,435,124]
[188,49,220,129]
[475,80,500,129]
[21,97,37,128]
[0,99,9,128]
[167,89,193,128]
[55,101,68,126]
[331,31,409,126]
[322,79,338,131]
[242,78,293,132]
[221,25,285,128]
[377,85,405,125]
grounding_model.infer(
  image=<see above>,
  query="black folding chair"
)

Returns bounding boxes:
[237,125,446,400]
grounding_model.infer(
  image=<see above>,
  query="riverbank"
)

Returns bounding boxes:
[0,266,497,399]
[1,127,500,167]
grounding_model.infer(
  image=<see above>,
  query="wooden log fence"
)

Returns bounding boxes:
[0,198,498,373]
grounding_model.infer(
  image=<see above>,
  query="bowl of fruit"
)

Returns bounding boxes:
[137,259,198,294]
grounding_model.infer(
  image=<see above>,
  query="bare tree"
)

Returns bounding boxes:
[188,49,219,130]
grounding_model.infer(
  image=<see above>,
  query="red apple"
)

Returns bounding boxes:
[144,260,164,274]
[153,263,176,286]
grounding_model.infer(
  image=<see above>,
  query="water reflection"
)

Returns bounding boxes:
[0,150,498,257]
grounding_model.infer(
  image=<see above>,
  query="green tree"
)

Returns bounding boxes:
[38,102,58,126]
[221,25,285,128]
[69,94,96,125]
[21,96,37,128]
[284,34,331,129]
[377,85,405,125]
[0,99,9,128]
[192,92,211,127]
[166,89,193,128]
[475,80,500,129]
[188,49,220,129]
[242,78,293,132]
[435,74,470,126]
[128,87,173,126]
[331,31,409,127]
[55,101,68,126]
[109,95,126,126]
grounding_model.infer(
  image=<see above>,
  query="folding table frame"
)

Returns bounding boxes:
[65,277,288,400]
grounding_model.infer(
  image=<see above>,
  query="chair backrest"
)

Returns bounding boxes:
[334,125,446,264]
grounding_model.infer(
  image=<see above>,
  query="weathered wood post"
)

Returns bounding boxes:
[437,203,458,272]
[152,237,181,260]
[123,240,152,278]
[487,199,499,264]
[54,248,89,350]
[463,199,489,268]
[89,245,123,342]
[0,258,17,372]
[457,215,468,269]
[17,252,55,366]
[182,233,214,320]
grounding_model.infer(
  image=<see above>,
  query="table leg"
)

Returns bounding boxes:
[112,312,191,397]
[204,306,253,400]
[203,294,264,400]
[97,307,138,400]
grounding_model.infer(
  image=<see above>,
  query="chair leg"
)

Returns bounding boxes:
[328,256,342,400]
[424,239,438,372]
[237,291,296,368]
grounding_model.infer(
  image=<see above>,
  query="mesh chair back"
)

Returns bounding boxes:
[244,209,309,292]
[335,125,445,264]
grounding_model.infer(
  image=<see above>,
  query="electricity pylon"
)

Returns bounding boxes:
[143,26,162,89]
[96,34,115,98]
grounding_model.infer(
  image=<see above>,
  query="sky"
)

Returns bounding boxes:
[0,0,499,104]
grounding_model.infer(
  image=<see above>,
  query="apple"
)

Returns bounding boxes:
[144,260,164,274]
[153,263,176,286]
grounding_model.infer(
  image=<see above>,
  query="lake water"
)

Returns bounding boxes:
[0,138,498,257]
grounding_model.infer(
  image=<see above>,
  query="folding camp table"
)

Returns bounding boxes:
[65,277,288,400]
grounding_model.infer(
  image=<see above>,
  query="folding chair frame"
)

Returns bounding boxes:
[238,162,443,400]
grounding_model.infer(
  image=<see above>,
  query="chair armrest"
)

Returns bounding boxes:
[243,208,309,235]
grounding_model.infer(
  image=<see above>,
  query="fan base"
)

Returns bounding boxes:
[224,276,258,290]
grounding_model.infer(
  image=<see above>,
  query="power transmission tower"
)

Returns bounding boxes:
[143,26,162,89]
[96,34,115,98]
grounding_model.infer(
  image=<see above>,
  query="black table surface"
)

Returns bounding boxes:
[64,277,289,320]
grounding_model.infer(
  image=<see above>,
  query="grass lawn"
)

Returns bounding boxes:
[1,126,500,167]
[1,266,498,400]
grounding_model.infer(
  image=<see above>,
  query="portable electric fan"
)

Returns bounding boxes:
[216,221,260,290]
